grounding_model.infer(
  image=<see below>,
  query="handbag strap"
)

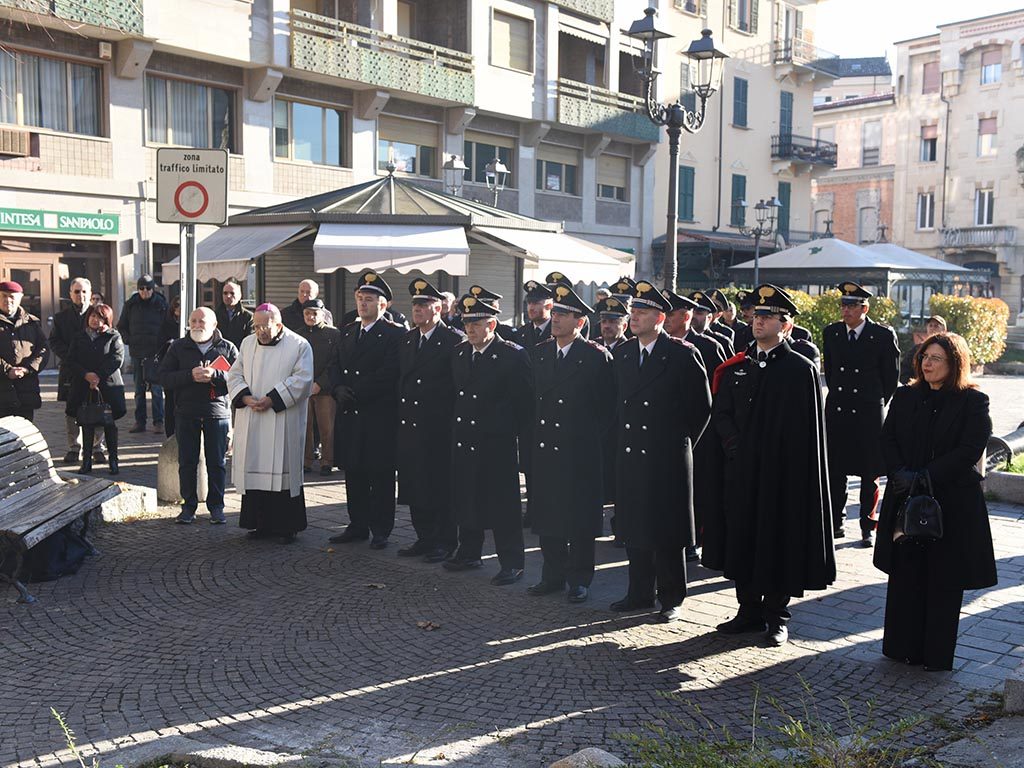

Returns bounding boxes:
[910,471,932,497]
[87,387,106,405]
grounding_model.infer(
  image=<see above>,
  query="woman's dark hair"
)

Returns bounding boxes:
[85,303,114,328]
[911,332,977,391]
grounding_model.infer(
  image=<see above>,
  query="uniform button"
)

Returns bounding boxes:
[554,446,559,452]
[539,442,545,448]
[555,423,560,428]
[642,425,647,430]
[855,368,860,373]
[837,387,843,392]
[355,371,360,375]
[344,369,349,374]
[457,417,462,422]
[470,446,475,452]
[625,424,631,430]
[401,420,406,424]
[623,399,627,404]
[416,378,422,384]
[853,388,858,393]
[641,449,646,455]
[413,401,418,405]
[839,366,844,372]
[412,422,417,427]
[353,410,359,415]
[459,391,464,396]
[625,447,631,453]
[401,398,406,403]
[457,442,462,448]
[836,407,842,412]
[470,420,475,425]
[852,409,857,414]
[643,401,649,406]
[558,399,563,404]
[540,419,546,425]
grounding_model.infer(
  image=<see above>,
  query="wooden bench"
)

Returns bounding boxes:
[0,416,120,603]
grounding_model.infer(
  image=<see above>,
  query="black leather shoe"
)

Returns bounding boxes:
[609,597,655,612]
[860,531,875,548]
[491,567,524,586]
[567,585,589,603]
[834,524,845,539]
[63,450,79,464]
[423,547,454,564]
[397,541,431,557]
[766,624,789,646]
[442,557,483,571]
[685,545,700,563]
[527,580,565,596]
[716,615,767,634]
[655,606,686,623]
[369,535,389,550]
[329,527,369,544]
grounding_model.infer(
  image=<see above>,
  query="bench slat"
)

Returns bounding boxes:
[19,485,121,550]
[0,480,114,534]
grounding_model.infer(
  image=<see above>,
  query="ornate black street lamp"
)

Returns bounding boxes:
[735,197,782,287]
[627,8,727,291]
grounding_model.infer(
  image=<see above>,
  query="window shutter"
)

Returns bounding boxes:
[921,124,938,140]
[817,125,835,144]
[733,77,748,126]
[750,0,759,34]
[465,130,516,149]
[678,166,695,220]
[493,11,532,72]
[922,62,939,94]
[979,117,997,135]
[727,0,737,28]
[379,115,439,147]
[862,120,881,148]
[537,143,579,166]
[795,10,803,39]
[597,154,628,188]
[981,49,1001,67]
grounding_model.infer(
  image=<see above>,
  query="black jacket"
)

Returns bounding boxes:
[515,320,552,348]
[158,330,238,419]
[49,304,90,402]
[0,308,49,411]
[298,322,342,391]
[117,291,169,358]
[214,304,254,350]
[64,329,127,421]
[283,299,334,332]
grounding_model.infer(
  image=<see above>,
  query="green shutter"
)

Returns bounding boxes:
[730,174,746,227]
[750,0,759,34]
[678,166,695,221]
[733,77,748,127]
[777,181,791,238]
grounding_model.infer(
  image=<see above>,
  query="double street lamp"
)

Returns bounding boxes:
[627,8,727,291]
[735,197,782,286]
[442,153,509,207]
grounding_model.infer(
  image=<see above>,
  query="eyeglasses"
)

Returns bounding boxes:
[920,354,948,365]
[138,286,153,291]
[253,324,275,331]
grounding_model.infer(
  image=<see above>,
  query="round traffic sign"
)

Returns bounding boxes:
[174,181,210,219]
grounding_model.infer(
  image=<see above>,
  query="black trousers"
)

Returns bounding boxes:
[829,467,880,534]
[457,516,524,570]
[735,581,792,626]
[410,504,457,551]
[344,468,396,538]
[625,545,686,609]
[540,535,596,587]
[882,542,964,670]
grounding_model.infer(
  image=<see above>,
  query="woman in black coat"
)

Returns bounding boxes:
[64,304,127,475]
[873,332,997,671]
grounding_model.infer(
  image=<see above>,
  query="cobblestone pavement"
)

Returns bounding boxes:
[1,377,1022,767]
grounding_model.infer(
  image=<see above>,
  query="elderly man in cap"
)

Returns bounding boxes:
[0,280,49,421]
[283,279,334,332]
[299,298,341,475]
[823,281,900,546]
[227,303,313,543]
[445,292,533,586]
[610,281,711,622]
[525,285,615,603]
[117,275,168,433]
[396,279,464,562]
[688,291,735,357]
[707,284,834,646]
[516,280,554,348]
[463,285,517,342]
[328,271,404,548]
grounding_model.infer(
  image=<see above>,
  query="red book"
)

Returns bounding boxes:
[208,355,231,372]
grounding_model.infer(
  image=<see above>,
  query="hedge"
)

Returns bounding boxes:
[928,294,1009,365]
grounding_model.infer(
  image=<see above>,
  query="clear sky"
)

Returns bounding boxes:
[815,0,1021,73]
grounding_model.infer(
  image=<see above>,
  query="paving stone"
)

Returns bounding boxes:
[934,717,1024,767]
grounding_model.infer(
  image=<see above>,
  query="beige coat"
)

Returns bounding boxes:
[227,327,313,498]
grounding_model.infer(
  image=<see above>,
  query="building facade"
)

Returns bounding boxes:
[0,0,661,327]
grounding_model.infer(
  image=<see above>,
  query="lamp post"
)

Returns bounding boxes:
[484,156,509,207]
[735,197,781,287]
[627,8,727,291]
[442,154,468,195]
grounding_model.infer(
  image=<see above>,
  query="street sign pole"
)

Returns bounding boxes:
[179,223,196,338]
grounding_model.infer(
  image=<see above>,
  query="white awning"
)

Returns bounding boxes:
[313,224,470,275]
[475,226,633,286]
[162,223,309,284]
[558,12,609,46]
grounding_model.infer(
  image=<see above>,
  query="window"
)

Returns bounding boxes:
[679,63,696,112]
[858,207,877,243]
[862,120,881,167]
[491,11,533,72]
[273,99,346,166]
[981,49,1001,85]
[464,131,515,187]
[777,181,791,238]
[916,193,934,229]
[674,0,702,14]
[597,154,628,201]
[975,189,994,226]
[920,125,937,162]
[535,144,579,195]
[377,115,438,177]
[977,117,997,156]
[0,51,101,136]
[922,61,940,94]
[733,77,748,127]
[729,0,758,33]
[816,125,835,145]
[730,174,746,227]
[678,166,695,221]
[779,90,793,137]
[146,76,235,151]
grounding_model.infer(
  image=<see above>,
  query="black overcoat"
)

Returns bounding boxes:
[0,308,49,410]
[612,333,711,550]
[214,304,254,350]
[872,386,997,591]
[705,327,734,357]
[329,319,403,471]
[515,321,551,348]
[49,305,89,402]
[451,338,532,530]
[705,342,835,596]
[64,329,127,421]
[822,317,900,477]
[526,337,615,539]
[396,323,463,509]
[711,319,734,343]
[681,330,727,539]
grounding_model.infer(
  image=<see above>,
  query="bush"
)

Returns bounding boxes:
[928,295,1009,365]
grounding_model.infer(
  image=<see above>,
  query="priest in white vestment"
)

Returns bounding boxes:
[227,303,314,543]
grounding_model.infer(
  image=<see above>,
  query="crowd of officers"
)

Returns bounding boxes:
[0,267,905,648]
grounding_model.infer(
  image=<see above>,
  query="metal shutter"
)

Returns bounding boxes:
[466,245,520,324]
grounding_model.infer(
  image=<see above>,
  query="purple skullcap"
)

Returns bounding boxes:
[255,303,278,314]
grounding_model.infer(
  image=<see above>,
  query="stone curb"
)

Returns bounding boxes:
[1006,660,1024,714]
[985,471,1024,504]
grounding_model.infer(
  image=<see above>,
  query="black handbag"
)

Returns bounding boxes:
[143,356,162,386]
[76,389,113,428]
[894,472,943,543]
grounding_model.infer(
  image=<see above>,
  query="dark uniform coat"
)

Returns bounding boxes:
[527,337,615,539]
[451,338,532,530]
[822,317,900,477]
[791,324,813,342]
[396,322,463,509]
[711,319,734,343]
[516,320,552,348]
[706,341,835,596]
[329,319,403,471]
[704,327,735,358]
[601,334,630,503]
[734,322,754,353]
[49,304,89,402]
[612,333,711,550]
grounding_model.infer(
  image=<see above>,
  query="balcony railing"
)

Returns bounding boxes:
[290,9,474,104]
[0,0,143,34]
[556,78,660,143]
[551,0,613,23]
[771,133,837,167]
[733,35,839,74]
[941,226,1017,249]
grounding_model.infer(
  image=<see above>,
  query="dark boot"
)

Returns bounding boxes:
[79,427,95,473]
[105,425,119,475]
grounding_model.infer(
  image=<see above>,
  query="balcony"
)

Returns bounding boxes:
[556,79,660,143]
[734,34,839,83]
[290,9,474,105]
[772,134,837,167]
[941,226,1017,250]
[551,0,613,23]
[0,0,142,34]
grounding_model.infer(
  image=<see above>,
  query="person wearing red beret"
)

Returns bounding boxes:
[0,281,50,421]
